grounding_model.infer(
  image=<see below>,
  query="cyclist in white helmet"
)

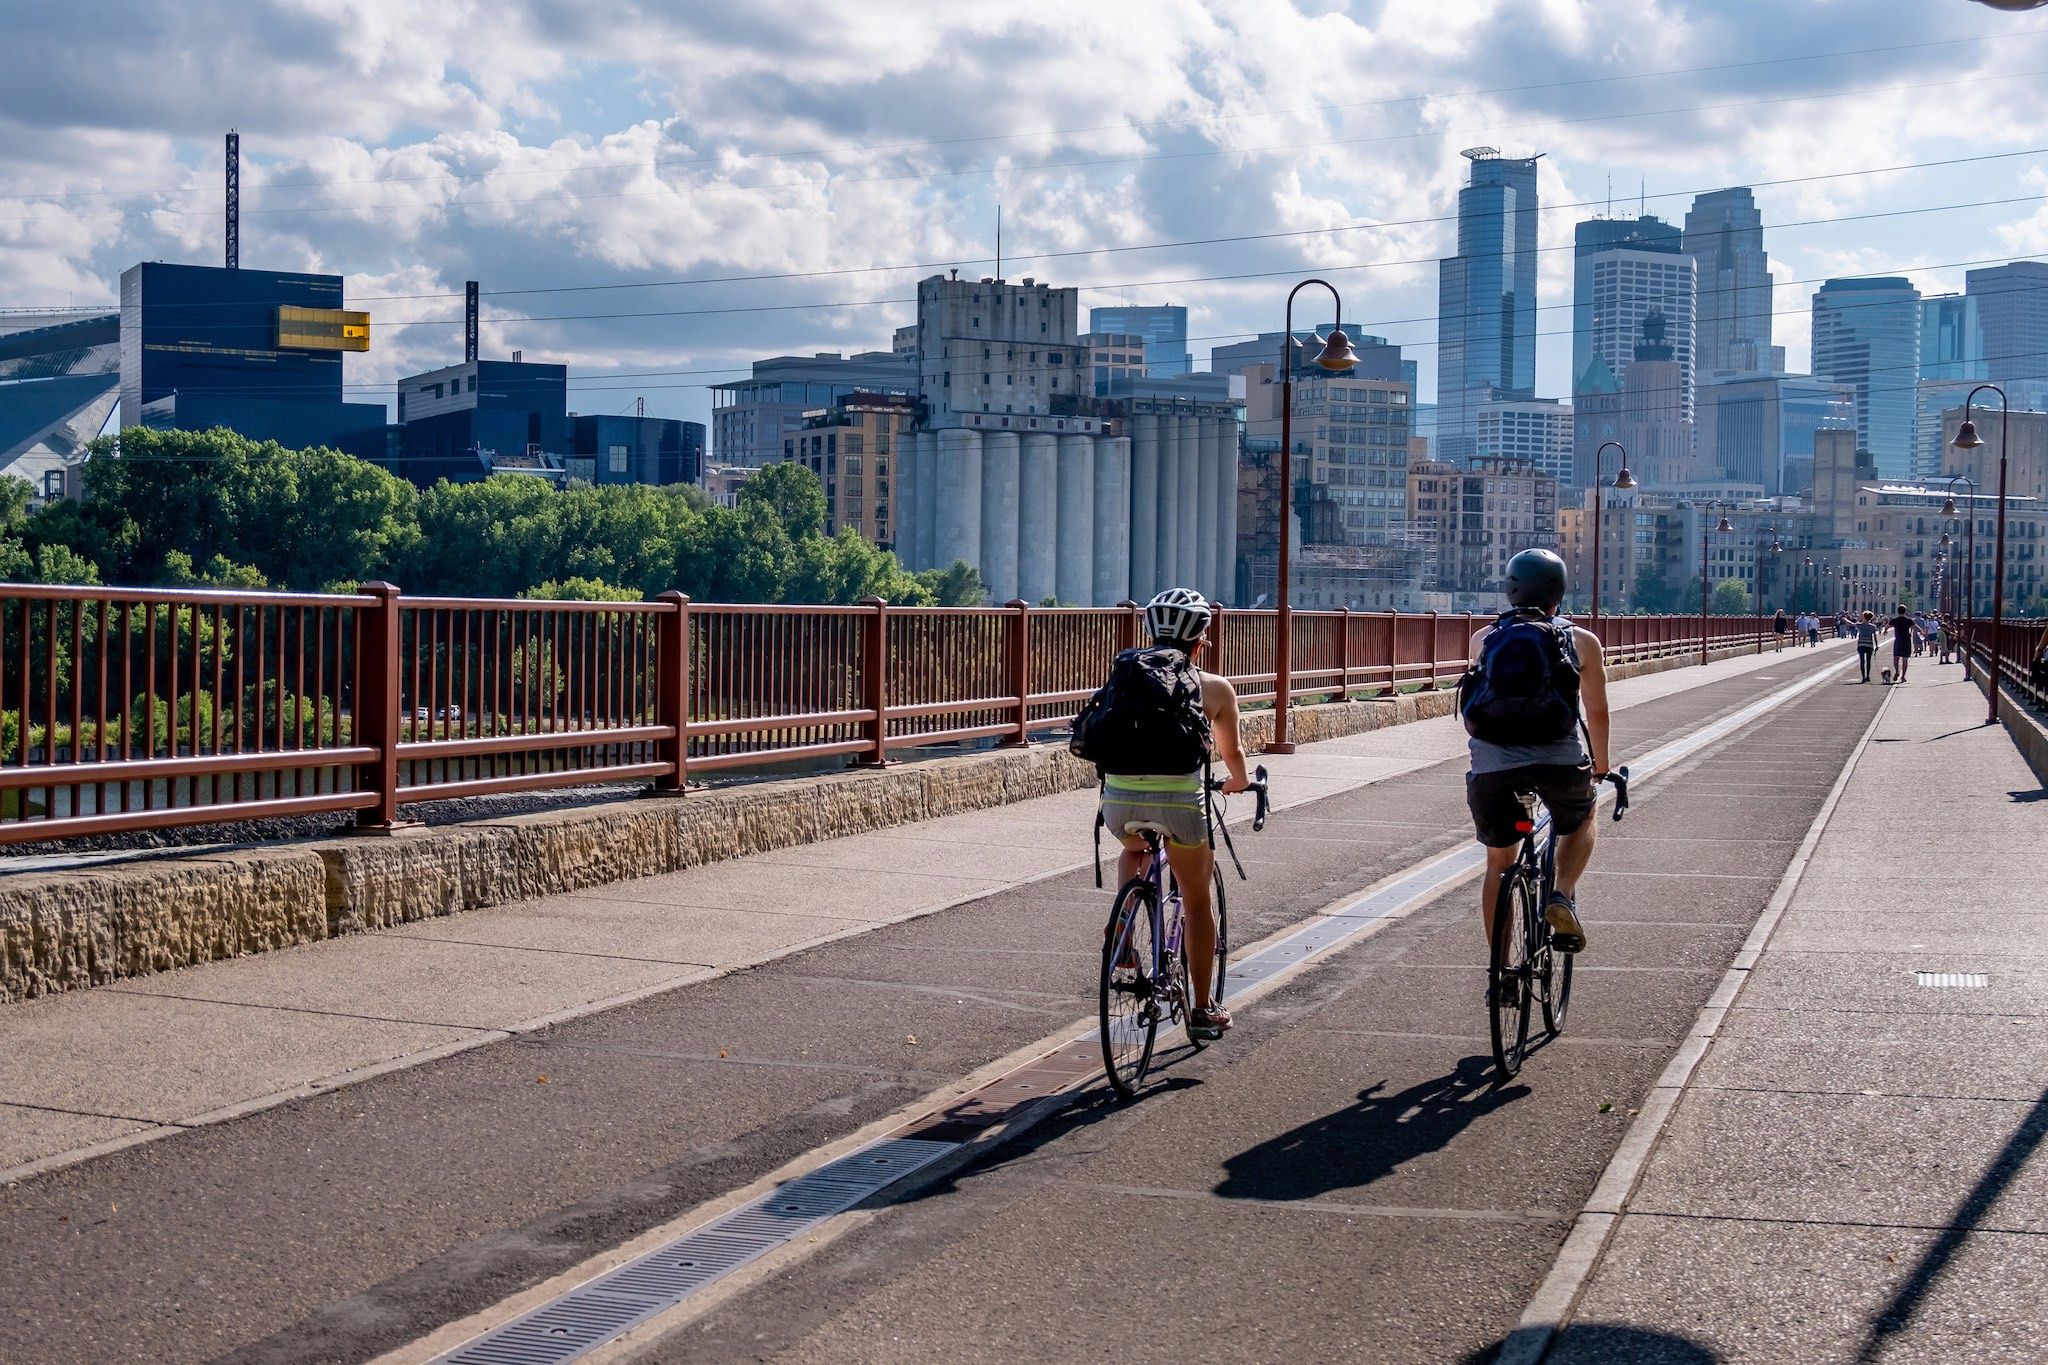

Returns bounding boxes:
[1097,588,1252,1039]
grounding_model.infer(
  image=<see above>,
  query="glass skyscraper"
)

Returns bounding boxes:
[1571,215,1680,395]
[1436,150,1540,463]
[1964,260,2048,382]
[1682,188,1783,376]
[1088,305,1190,378]
[1810,276,1921,480]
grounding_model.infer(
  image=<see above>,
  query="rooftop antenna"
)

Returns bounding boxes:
[225,130,239,269]
[1605,174,1612,220]
[464,280,479,363]
[1639,177,1646,218]
[995,202,1002,281]
[636,396,645,418]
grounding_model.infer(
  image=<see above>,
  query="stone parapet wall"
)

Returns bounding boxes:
[0,642,1755,1003]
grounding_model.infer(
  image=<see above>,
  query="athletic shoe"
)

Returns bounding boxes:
[1545,892,1588,954]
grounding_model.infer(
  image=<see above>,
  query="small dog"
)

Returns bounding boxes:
[1881,667,1894,684]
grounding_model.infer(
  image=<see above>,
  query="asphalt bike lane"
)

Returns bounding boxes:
[0,646,1860,1365]
[618,659,1883,1365]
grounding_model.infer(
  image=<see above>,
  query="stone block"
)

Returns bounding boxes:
[688,782,824,859]
[807,766,930,839]
[919,755,1011,818]
[315,825,522,935]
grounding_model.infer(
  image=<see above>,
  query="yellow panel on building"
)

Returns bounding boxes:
[276,306,370,352]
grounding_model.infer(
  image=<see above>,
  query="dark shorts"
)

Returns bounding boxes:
[1893,641,1911,657]
[1467,763,1598,849]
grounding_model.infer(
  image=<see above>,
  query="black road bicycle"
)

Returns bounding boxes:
[1098,767,1270,1100]
[1489,766,1629,1078]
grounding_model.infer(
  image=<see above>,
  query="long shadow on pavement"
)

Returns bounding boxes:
[1213,1054,1526,1203]
[1855,1085,2048,1363]
[1468,1322,1722,1363]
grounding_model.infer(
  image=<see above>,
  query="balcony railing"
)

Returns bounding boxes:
[0,581,1784,845]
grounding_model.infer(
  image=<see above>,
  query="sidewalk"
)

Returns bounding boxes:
[0,646,1828,1181]
[1552,666,2048,1364]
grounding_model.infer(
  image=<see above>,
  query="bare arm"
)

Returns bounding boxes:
[1574,626,1612,776]
[1202,672,1251,793]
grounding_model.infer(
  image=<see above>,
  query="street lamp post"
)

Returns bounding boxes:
[1942,473,1978,661]
[1269,279,1360,755]
[1589,441,1634,629]
[1700,502,1733,667]
[1953,387,2010,727]
[1761,532,1784,653]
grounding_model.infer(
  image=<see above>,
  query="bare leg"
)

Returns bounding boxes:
[1115,834,1148,890]
[1553,818,1598,899]
[1478,843,1520,950]
[1164,840,1220,1011]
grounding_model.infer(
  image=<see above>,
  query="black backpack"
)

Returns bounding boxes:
[1457,610,1583,746]
[1070,646,1210,775]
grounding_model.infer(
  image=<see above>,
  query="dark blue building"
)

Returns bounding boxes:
[390,358,570,486]
[570,413,704,486]
[117,261,385,456]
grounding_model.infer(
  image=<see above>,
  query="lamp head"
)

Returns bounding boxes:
[1715,514,1734,533]
[1310,326,1360,372]
[1612,465,1636,490]
[1941,496,1957,516]
[1953,419,1985,451]
[1940,531,1952,548]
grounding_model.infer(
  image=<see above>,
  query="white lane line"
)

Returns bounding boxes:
[413,655,1856,1365]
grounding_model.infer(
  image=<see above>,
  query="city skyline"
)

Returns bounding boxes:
[5,2,2048,436]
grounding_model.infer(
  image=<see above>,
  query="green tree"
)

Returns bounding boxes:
[918,560,988,607]
[519,577,643,603]
[737,460,827,540]
[161,550,269,589]
[1710,578,1752,616]
[785,529,928,605]
[404,476,564,597]
[1630,564,1676,614]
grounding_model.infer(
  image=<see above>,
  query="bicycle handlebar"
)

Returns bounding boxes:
[1208,763,1272,831]
[1601,765,1631,821]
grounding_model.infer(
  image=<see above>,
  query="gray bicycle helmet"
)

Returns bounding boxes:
[1144,587,1212,645]
[1503,548,1568,611]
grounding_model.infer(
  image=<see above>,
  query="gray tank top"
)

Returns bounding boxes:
[1467,616,1591,774]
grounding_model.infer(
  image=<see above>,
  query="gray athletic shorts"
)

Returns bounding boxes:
[1100,773,1208,848]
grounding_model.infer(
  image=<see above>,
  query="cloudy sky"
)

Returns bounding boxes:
[4,0,2047,434]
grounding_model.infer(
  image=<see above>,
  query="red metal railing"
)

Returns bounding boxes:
[1968,617,2048,715]
[0,581,1778,845]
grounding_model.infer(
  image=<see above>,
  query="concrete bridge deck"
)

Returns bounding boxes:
[1,641,2041,1364]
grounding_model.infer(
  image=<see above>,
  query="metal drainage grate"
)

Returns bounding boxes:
[440,1137,955,1365]
[1915,971,1988,990]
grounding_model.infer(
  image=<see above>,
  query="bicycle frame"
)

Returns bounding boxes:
[1107,832,1185,1014]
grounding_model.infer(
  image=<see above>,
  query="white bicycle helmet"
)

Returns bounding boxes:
[1144,588,1212,645]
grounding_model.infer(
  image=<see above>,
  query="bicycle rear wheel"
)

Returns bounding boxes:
[1489,868,1536,1078]
[1099,879,1161,1100]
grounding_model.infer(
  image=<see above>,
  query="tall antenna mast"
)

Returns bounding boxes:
[1605,174,1612,219]
[464,281,479,363]
[1639,177,1646,218]
[225,130,240,269]
[995,203,1002,280]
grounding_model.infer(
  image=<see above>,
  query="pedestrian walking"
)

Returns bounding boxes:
[1854,610,1879,682]
[1888,604,1919,683]
[1772,609,1789,653]
[1932,614,1950,664]
[1805,611,1822,647]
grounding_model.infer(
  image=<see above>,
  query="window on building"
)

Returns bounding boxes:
[608,444,630,474]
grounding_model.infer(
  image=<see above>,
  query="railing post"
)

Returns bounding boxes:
[1386,609,1400,695]
[856,596,890,767]
[1337,606,1352,699]
[651,591,690,794]
[1003,598,1030,747]
[352,581,405,832]
[1117,599,1140,656]
[1424,610,1442,689]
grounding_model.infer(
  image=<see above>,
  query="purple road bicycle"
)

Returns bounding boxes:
[1098,765,1269,1100]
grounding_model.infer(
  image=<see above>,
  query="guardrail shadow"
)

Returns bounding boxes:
[1466,1323,1722,1363]
[1854,1085,2048,1363]
[1213,1054,1525,1203]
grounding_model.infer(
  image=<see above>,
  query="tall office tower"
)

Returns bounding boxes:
[1436,148,1540,462]
[1571,215,1680,395]
[1682,188,1784,376]
[1577,242,1696,423]
[1088,305,1191,377]
[1965,260,2048,381]
[1914,293,1988,479]
[1810,276,1921,480]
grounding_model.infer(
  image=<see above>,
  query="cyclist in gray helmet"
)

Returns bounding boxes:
[1464,548,1612,961]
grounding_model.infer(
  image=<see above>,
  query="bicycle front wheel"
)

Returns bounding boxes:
[1100,878,1161,1100]
[1490,868,1536,1078]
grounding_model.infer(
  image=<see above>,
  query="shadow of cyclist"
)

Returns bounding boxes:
[1212,1054,1526,1203]
[1464,1322,1722,1363]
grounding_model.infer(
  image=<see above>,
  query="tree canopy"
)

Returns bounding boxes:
[11,427,982,607]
